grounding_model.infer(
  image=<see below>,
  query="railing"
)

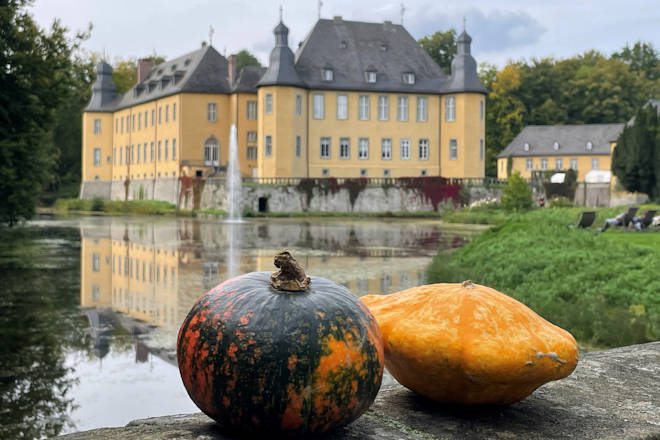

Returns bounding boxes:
[234,176,507,187]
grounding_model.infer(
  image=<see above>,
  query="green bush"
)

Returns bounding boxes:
[90,197,104,212]
[501,172,533,212]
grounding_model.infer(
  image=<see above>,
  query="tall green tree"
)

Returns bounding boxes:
[111,55,167,94]
[612,104,660,200]
[233,49,262,72]
[418,29,457,74]
[613,41,660,81]
[0,0,88,225]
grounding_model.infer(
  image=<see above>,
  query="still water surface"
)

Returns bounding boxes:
[0,216,478,438]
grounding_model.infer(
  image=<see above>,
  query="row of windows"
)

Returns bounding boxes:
[106,253,177,285]
[112,103,177,135]
[207,101,258,122]
[111,139,177,166]
[321,67,416,85]
[319,168,429,177]
[111,288,176,324]
[309,94,427,122]
[522,157,600,171]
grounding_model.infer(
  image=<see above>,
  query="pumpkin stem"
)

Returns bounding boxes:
[270,250,311,292]
[462,280,476,289]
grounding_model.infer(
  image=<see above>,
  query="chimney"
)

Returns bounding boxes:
[137,58,153,84]
[227,54,237,86]
[333,16,343,22]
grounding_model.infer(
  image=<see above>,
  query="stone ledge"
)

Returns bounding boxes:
[57,342,660,439]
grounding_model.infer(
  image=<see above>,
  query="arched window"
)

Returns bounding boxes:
[204,136,220,166]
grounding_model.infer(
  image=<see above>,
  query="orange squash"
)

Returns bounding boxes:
[360,281,578,404]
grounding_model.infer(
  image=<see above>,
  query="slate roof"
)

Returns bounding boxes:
[497,124,625,158]
[85,61,118,112]
[86,45,234,112]
[257,21,305,87]
[232,66,268,93]
[445,31,488,94]
[291,18,451,94]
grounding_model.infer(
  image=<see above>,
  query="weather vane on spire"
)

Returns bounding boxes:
[279,5,283,22]
[318,0,323,20]
[400,3,405,25]
[463,16,466,32]
[209,25,215,46]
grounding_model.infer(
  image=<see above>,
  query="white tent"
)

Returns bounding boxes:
[550,173,566,183]
[584,170,611,183]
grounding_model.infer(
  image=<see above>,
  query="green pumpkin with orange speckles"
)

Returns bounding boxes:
[177,250,384,436]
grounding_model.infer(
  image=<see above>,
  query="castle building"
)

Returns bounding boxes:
[82,16,486,200]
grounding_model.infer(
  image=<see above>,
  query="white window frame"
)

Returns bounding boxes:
[164,139,169,160]
[358,95,370,120]
[591,158,599,170]
[403,73,415,84]
[397,96,409,121]
[449,139,458,160]
[366,71,377,83]
[172,138,176,160]
[137,143,140,163]
[265,94,273,114]
[247,101,257,120]
[358,138,369,159]
[570,158,578,170]
[93,148,101,166]
[207,102,217,122]
[445,96,456,122]
[247,146,257,160]
[418,139,429,160]
[322,69,333,81]
[381,138,392,160]
[526,159,533,170]
[313,94,324,119]
[247,131,257,143]
[93,119,101,134]
[339,137,350,159]
[204,137,220,165]
[337,94,348,120]
[555,158,563,170]
[479,100,484,121]
[150,142,154,162]
[320,137,331,159]
[265,135,273,157]
[173,103,176,121]
[400,138,410,160]
[157,141,161,161]
[416,96,428,122]
[165,104,169,122]
[378,95,389,121]
[541,158,548,170]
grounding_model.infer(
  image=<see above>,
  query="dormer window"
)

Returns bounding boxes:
[184,59,191,66]
[586,141,593,150]
[403,73,415,85]
[553,141,560,151]
[381,44,388,51]
[523,142,530,151]
[365,70,377,83]
[322,68,334,81]
[340,40,347,49]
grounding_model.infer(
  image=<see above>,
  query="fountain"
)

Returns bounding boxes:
[226,124,242,222]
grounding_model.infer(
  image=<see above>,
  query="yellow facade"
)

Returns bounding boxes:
[82,112,113,182]
[441,93,486,178]
[497,150,612,181]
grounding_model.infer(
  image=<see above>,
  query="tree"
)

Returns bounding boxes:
[612,104,660,200]
[613,41,660,81]
[0,0,88,225]
[111,55,167,94]
[501,172,533,211]
[233,49,261,72]
[418,29,457,74]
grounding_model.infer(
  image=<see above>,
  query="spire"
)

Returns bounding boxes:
[85,61,118,111]
[274,20,289,47]
[445,23,486,94]
[257,18,304,87]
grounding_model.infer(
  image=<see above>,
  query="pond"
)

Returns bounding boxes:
[0,216,480,439]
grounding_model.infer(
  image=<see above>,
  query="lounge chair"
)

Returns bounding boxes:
[569,211,596,229]
[636,209,657,231]
[622,206,639,228]
[600,206,638,232]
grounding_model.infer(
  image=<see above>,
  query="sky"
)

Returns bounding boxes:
[31,0,659,68]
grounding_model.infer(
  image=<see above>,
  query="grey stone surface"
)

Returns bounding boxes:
[80,181,112,200]
[58,342,660,440]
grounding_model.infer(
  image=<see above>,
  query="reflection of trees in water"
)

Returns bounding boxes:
[0,228,89,439]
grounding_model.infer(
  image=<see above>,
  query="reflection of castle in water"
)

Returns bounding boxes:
[80,218,470,329]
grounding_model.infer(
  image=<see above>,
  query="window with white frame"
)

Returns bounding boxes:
[480,139,484,161]
[113,147,116,165]
[265,135,273,156]
[92,253,100,272]
[296,135,301,157]
[541,158,548,170]
[144,111,148,128]
[591,158,599,170]
[449,139,458,160]
[131,145,135,163]
[158,107,162,124]
[119,147,123,164]
[378,95,389,121]
[120,117,124,133]
[247,131,257,143]
[204,137,220,165]
[265,94,273,114]
[526,159,533,170]
[172,138,177,159]
[400,138,410,160]
[151,109,155,126]
[365,70,376,83]
[416,97,427,122]
[445,96,456,122]
[479,100,484,121]
[138,113,141,130]
[150,142,154,162]
[143,144,147,163]
[381,138,392,159]
[94,119,101,134]
[358,95,370,120]
[164,139,169,160]
[137,143,140,163]
[570,158,578,170]
[320,137,331,159]
[207,103,217,122]
[157,141,161,161]
[165,104,169,122]
[247,146,257,160]
[397,96,409,121]
[419,139,429,160]
[402,73,415,84]
[115,119,118,133]
[358,138,369,159]
[322,68,333,81]
[339,138,350,159]
[337,94,348,120]
[247,101,257,120]
[295,94,302,115]
[313,94,324,119]
[93,148,101,166]
[131,115,135,131]
[555,158,563,170]
[553,141,560,151]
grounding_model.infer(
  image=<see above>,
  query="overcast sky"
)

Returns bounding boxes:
[32,0,659,68]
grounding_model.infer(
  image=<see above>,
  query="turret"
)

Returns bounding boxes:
[257,20,305,87]
[445,30,487,94]
[85,62,117,111]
